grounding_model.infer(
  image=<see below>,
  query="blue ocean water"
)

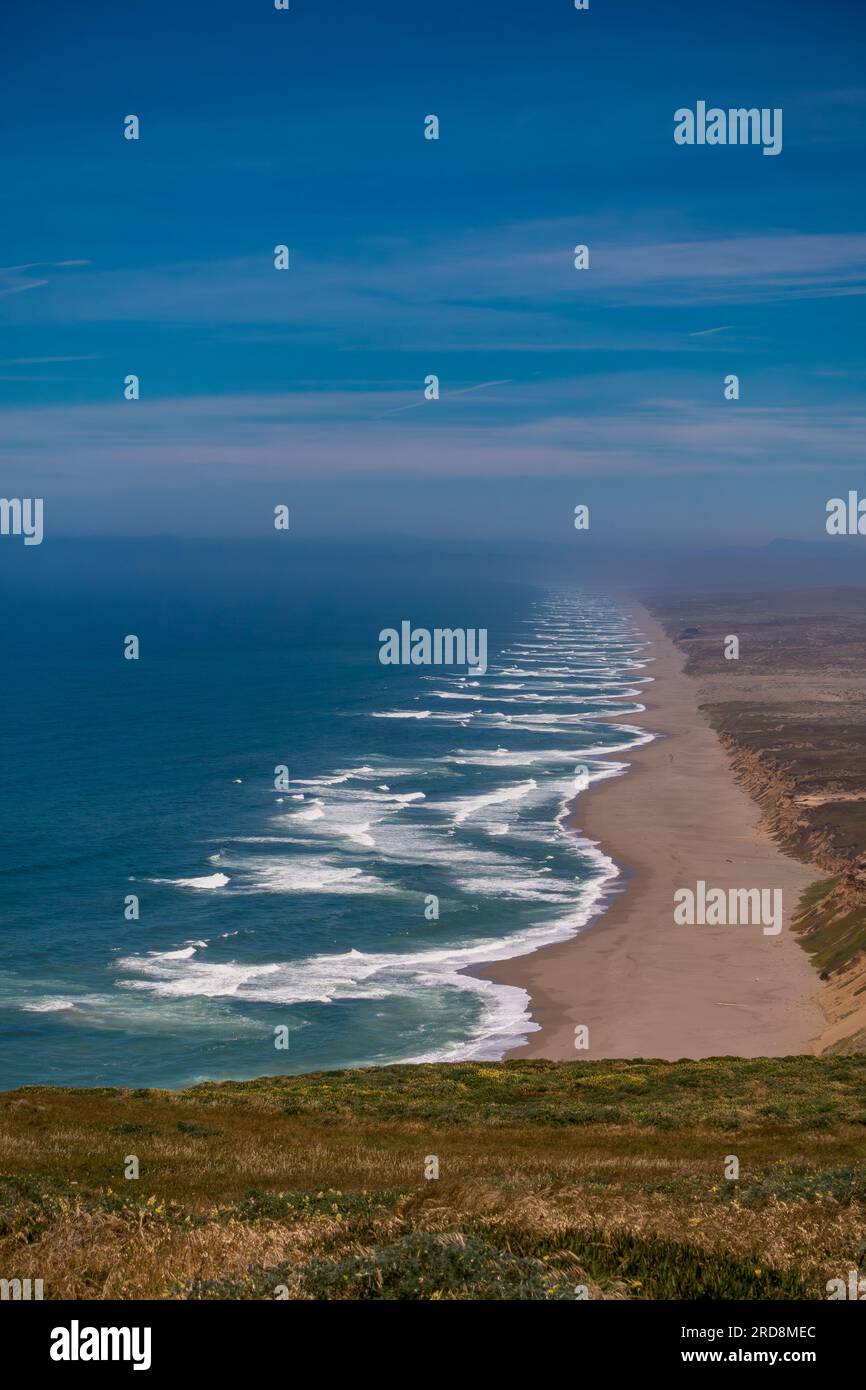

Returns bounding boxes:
[0,543,651,1088]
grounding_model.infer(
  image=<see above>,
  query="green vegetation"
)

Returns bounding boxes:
[2,1058,866,1300]
[794,875,866,976]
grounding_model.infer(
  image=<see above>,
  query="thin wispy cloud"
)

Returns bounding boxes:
[0,354,101,365]
[4,385,864,493]
[374,379,513,418]
[5,229,865,335]
[0,260,91,298]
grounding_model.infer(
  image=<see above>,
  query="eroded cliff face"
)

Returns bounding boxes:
[710,723,866,1054]
[716,735,850,871]
[647,589,866,1055]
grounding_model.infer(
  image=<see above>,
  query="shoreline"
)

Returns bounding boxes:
[477,601,827,1061]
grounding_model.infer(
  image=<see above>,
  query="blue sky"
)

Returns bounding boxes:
[2,0,866,542]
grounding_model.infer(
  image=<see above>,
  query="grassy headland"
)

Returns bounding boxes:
[3,1057,866,1300]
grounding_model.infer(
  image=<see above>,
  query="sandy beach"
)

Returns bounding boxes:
[481,602,827,1061]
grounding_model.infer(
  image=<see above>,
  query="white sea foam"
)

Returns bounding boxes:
[116,830,620,1062]
[336,821,376,848]
[372,710,432,719]
[148,873,230,890]
[125,591,655,1064]
[430,690,484,700]
[448,778,538,826]
[294,773,353,787]
[448,748,591,768]
[238,856,393,896]
[21,997,78,1013]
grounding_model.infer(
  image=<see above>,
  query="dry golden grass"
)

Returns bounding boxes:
[2,1059,865,1299]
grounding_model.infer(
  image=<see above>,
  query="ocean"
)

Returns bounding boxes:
[0,542,651,1088]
